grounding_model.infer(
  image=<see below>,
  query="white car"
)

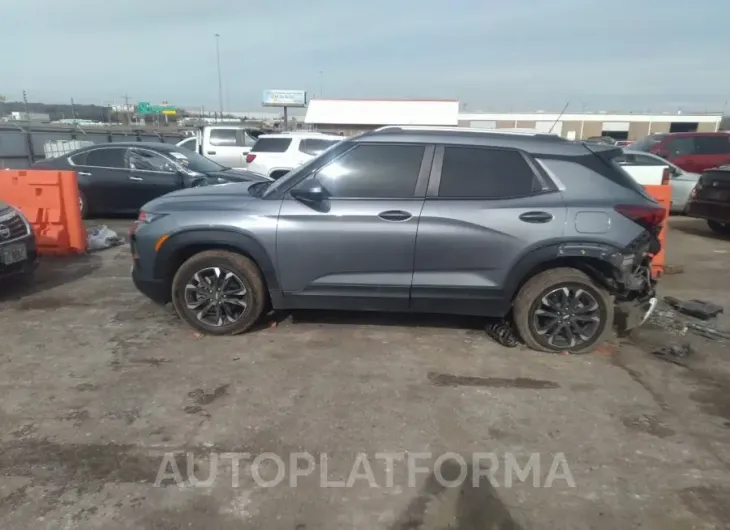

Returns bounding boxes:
[244,132,343,180]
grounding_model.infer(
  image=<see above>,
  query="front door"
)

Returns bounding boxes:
[125,148,184,210]
[411,145,566,316]
[276,143,433,311]
[204,128,253,168]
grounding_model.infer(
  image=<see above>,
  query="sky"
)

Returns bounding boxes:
[1,0,729,113]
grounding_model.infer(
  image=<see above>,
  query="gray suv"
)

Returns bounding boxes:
[131,126,664,353]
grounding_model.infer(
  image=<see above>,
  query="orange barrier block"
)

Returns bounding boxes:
[644,183,671,278]
[0,170,87,255]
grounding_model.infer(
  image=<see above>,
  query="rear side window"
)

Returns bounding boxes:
[251,138,292,153]
[299,139,339,156]
[85,148,126,168]
[630,135,665,152]
[438,147,540,198]
[694,136,730,155]
[209,129,238,146]
[663,137,695,157]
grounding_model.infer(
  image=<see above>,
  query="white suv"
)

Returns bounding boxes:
[244,132,343,180]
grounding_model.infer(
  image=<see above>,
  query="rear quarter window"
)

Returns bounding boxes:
[299,139,340,156]
[251,138,292,153]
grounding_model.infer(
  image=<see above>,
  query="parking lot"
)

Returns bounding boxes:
[0,217,729,529]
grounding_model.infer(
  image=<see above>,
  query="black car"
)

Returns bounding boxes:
[686,165,730,235]
[0,201,38,282]
[32,142,271,218]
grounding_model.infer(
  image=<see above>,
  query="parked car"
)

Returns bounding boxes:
[244,132,343,180]
[630,132,730,173]
[32,142,270,218]
[176,125,265,168]
[614,150,701,213]
[685,165,730,235]
[615,140,633,148]
[0,201,38,282]
[130,126,664,354]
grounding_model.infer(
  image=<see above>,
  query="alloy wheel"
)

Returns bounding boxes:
[183,267,250,327]
[532,286,602,349]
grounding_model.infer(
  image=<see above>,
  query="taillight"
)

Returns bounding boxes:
[615,204,666,230]
[245,154,256,163]
[661,168,670,185]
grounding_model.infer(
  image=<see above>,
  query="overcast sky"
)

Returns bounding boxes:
[1,0,728,112]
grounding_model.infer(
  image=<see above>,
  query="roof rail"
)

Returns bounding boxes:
[374,125,561,137]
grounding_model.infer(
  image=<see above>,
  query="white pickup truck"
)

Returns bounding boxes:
[176,126,264,169]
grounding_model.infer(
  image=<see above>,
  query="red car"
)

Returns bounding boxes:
[630,132,730,173]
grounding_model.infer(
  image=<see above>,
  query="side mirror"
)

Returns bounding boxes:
[669,166,681,177]
[291,184,328,203]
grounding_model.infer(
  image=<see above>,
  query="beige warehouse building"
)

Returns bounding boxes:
[305,99,723,140]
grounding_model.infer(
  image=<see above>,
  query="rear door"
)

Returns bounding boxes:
[276,143,432,311]
[125,148,184,209]
[75,147,134,213]
[203,128,252,168]
[411,145,566,316]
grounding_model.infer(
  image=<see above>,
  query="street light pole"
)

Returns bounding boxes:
[215,33,223,121]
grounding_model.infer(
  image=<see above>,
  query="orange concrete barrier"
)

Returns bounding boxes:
[0,170,87,255]
[644,183,671,278]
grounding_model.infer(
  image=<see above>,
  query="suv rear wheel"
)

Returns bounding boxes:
[171,250,267,335]
[513,268,613,354]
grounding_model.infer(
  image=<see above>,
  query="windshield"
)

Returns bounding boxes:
[630,134,665,152]
[167,149,225,174]
[262,139,345,197]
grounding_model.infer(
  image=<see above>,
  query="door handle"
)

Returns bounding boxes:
[378,210,412,222]
[78,171,91,177]
[207,151,216,155]
[519,211,553,223]
[129,176,143,181]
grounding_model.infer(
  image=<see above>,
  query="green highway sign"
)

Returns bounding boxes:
[136,101,178,116]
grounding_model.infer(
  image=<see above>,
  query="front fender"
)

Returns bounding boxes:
[153,228,280,291]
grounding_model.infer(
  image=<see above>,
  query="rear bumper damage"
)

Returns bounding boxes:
[560,230,659,332]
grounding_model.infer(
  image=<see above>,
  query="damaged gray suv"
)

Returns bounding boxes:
[130,126,663,353]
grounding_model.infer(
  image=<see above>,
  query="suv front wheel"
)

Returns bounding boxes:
[171,250,267,335]
[513,268,613,354]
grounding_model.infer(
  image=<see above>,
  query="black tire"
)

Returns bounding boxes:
[513,268,613,354]
[79,190,89,219]
[707,220,730,236]
[171,250,267,335]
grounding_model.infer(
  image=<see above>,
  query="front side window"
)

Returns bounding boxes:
[84,148,126,168]
[439,147,539,198]
[127,149,176,172]
[313,144,424,198]
[178,138,198,152]
[209,129,238,146]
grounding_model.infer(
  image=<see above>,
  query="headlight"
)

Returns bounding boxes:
[137,211,167,224]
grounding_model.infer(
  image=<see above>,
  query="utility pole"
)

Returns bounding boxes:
[121,93,131,126]
[215,33,223,121]
[70,97,76,122]
[22,90,30,121]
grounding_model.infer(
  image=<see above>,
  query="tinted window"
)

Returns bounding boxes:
[209,129,237,146]
[85,148,126,168]
[299,139,340,156]
[664,137,695,157]
[439,147,539,198]
[252,138,292,153]
[127,149,176,172]
[694,136,730,155]
[315,144,424,198]
[614,153,666,166]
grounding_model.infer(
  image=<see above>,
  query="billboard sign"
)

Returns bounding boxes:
[262,90,307,108]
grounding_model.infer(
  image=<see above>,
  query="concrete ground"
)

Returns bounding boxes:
[0,217,729,529]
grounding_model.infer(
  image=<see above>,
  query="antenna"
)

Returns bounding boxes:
[549,101,570,133]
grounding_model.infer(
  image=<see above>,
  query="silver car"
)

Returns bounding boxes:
[130,127,664,354]
[620,150,701,213]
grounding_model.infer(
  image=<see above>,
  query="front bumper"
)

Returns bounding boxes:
[615,296,658,333]
[132,263,170,305]
[0,235,39,280]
